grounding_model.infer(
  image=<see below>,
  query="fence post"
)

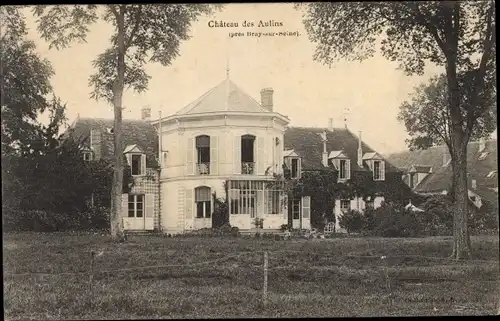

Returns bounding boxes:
[382,257,392,314]
[263,251,268,308]
[89,250,95,311]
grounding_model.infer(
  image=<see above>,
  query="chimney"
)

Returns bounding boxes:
[357,131,363,167]
[328,118,333,132]
[141,106,151,121]
[479,137,486,153]
[90,128,102,161]
[321,130,328,167]
[260,88,274,111]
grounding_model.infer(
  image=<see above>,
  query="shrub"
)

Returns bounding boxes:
[370,202,422,237]
[230,226,240,237]
[338,210,364,233]
[280,224,290,231]
[2,206,109,232]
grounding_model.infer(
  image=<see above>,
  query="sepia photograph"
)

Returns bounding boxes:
[2,2,498,319]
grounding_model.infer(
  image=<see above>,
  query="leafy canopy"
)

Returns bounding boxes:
[1,6,66,156]
[33,4,222,103]
[399,72,497,151]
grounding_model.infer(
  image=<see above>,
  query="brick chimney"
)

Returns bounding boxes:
[141,106,151,121]
[90,128,102,161]
[320,130,328,167]
[357,131,363,167]
[260,88,274,111]
[328,118,333,132]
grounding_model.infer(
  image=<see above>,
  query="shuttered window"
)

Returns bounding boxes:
[195,186,211,218]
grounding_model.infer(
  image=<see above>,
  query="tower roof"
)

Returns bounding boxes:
[174,78,269,115]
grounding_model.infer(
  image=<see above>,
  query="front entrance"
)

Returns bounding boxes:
[122,193,154,230]
[289,196,311,230]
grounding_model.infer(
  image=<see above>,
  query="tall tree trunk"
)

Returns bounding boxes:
[110,6,126,241]
[450,134,472,260]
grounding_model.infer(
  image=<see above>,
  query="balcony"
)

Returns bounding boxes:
[242,162,255,175]
[197,162,210,175]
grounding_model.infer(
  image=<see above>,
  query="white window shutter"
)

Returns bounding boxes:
[301,196,310,219]
[257,136,264,175]
[186,137,194,175]
[141,154,146,175]
[210,135,218,175]
[233,135,241,174]
[298,158,302,179]
[185,188,193,220]
[381,161,386,180]
[145,194,154,230]
[284,157,291,170]
[121,194,129,218]
[346,159,351,180]
[126,154,131,166]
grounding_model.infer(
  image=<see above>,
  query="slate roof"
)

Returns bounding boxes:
[174,78,269,115]
[387,139,498,205]
[283,126,401,173]
[65,117,159,168]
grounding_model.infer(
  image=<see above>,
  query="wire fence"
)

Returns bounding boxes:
[4,249,499,316]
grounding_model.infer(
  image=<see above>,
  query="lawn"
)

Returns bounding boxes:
[3,233,499,319]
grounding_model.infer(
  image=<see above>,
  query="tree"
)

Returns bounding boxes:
[33,4,223,240]
[298,1,496,260]
[1,6,66,157]
[399,73,496,151]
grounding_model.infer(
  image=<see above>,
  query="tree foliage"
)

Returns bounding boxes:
[399,73,496,151]
[1,6,66,156]
[298,1,496,259]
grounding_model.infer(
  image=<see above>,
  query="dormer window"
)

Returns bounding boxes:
[339,159,349,180]
[362,152,385,181]
[83,152,92,161]
[124,144,146,176]
[329,151,350,180]
[373,161,382,180]
[284,150,301,179]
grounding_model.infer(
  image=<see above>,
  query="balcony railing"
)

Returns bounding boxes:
[241,162,255,175]
[197,162,210,175]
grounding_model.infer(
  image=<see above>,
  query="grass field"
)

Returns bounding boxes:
[3,233,499,319]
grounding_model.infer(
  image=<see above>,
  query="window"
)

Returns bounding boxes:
[228,180,283,216]
[195,186,211,219]
[292,199,301,219]
[131,154,143,175]
[340,200,351,212]
[83,152,92,161]
[373,160,384,181]
[365,200,374,210]
[291,158,299,178]
[128,195,144,218]
[410,173,418,188]
[265,189,281,214]
[339,159,348,180]
[241,135,255,174]
[196,135,210,175]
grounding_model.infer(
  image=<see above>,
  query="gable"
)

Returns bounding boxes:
[328,151,348,159]
[123,144,143,154]
[283,149,299,157]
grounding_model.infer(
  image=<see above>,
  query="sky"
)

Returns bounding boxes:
[23,3,484,155]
